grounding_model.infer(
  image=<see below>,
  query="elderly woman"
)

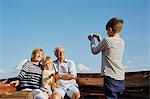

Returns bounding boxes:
[10,48,45,99]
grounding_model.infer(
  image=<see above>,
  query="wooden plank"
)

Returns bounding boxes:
[76,71,150,99]
[125,71,150,87]
[0,71,149,99]
[0,91,34,99]
[77,71,150,87]
[81,92,104,96]
[77,77,103,86]
[0,84,16,93]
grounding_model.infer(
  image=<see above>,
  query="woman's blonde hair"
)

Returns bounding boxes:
[31,48,44,61]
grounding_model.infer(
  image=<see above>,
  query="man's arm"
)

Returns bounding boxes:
[55,60,77,80]
[60,73,76,80]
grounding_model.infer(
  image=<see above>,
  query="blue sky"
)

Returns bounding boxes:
[0,0,149,78]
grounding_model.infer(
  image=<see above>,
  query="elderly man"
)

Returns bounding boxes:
[52,47,80,99]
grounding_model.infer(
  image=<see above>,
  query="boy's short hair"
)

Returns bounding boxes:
[106,18,123,33]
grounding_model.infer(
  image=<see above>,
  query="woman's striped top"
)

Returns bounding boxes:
[17,61,43,90]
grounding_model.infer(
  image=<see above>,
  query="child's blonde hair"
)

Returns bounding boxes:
[44,56,52,63]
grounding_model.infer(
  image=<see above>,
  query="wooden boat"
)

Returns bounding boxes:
[77,70,150,99]
[0,70,149,99]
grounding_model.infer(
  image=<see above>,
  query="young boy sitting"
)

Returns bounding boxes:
[42,56,57,99]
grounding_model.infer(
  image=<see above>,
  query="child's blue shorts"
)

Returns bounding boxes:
[104,76,125,99]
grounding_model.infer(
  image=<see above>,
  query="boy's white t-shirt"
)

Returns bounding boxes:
[91,37,125,80]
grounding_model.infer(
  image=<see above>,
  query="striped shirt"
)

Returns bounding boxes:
[91,37,125,80]
[17,61,43,90]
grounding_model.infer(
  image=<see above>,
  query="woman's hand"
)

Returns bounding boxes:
[9,80,19,87]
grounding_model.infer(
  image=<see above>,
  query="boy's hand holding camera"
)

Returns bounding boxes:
[88,33,102,42]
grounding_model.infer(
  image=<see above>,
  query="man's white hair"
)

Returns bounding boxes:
[54,46,64,53]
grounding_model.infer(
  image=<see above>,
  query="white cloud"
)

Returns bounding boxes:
[0,69,19,78]
[77,64,90,73]
[0,69,17,74]
[125,60,134,64]
[16,59,28,70]
[124,60,150,72]
[0,69,4,73]
[126,60,131,64]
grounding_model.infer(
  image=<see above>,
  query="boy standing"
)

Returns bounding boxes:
[88,18,125,99]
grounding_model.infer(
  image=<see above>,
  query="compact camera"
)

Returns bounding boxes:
[89,33,98,38]
[88,33,102,42]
